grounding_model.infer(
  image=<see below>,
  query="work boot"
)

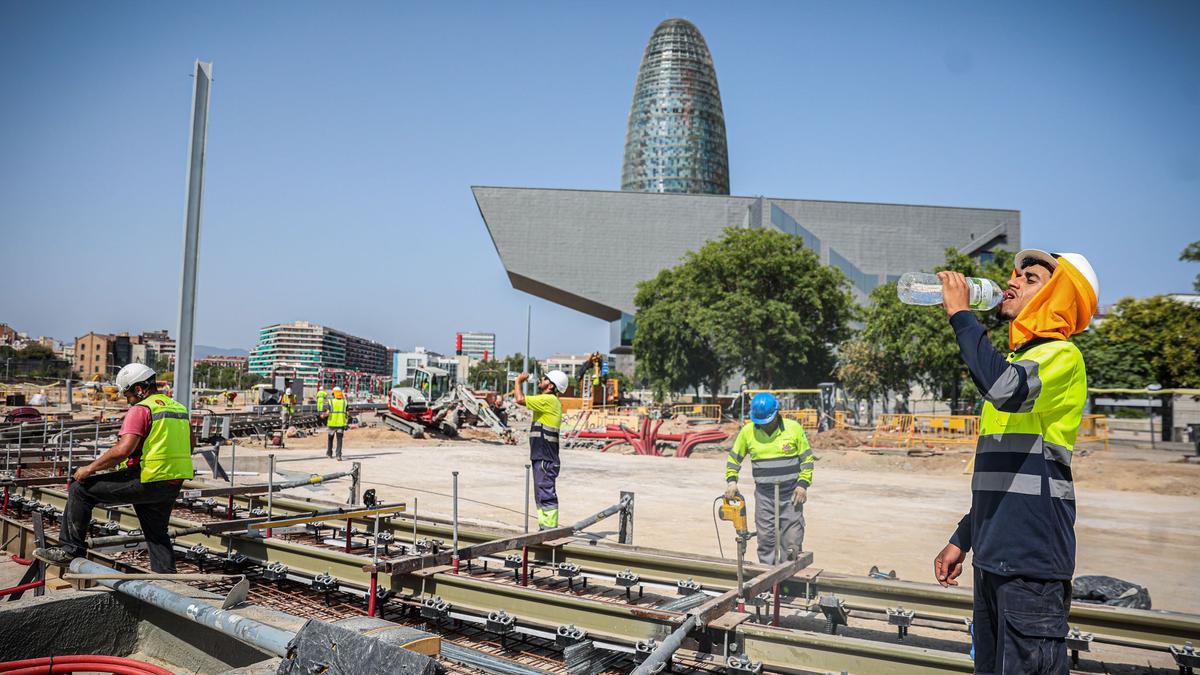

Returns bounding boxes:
[336,453,342,462]
[33,546,74,567]
[326,450,332,458]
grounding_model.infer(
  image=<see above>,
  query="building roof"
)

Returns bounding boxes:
[473,186,1019,320]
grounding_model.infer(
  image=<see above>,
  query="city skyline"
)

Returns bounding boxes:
[2,3,1197,358]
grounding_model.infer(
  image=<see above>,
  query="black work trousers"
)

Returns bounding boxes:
[60,467,183,573]
[972,568,1071,674]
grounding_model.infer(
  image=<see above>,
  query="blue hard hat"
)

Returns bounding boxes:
[749,393,780,425]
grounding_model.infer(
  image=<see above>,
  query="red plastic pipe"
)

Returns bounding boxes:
[0,579,45,597]
[367,572,377,617]
[0,654,172,675]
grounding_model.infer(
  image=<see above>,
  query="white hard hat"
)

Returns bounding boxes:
[1015,249,1099,301]
[115,363,157,394]
[1057,252,1099,300]
[332,386,342,392]
[545,370,569,394]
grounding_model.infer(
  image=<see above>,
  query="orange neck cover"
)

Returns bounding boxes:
[1008,257,1098,351]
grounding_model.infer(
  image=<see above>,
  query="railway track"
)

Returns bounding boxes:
[3,479,1197,674]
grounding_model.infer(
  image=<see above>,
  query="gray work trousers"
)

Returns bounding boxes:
[326,427,345,458]
[754,480,805,564]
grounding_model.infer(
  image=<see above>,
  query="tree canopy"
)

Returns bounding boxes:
[1181,240,1200,292]
[1080,295,1200,388]
[839,248,1015,412]
[634,227,854,397]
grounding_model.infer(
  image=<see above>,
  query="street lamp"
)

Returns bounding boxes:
[1146,383,1162,449]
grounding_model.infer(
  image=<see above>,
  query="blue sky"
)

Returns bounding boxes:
[1,2,1197,357]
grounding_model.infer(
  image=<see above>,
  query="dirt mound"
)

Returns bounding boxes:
[811,428,869,449]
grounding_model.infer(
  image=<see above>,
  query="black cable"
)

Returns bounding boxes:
[712,496,726,559]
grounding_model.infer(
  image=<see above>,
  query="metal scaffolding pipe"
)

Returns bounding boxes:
[69,558,293,657]
[632,615,697,675]
[571,494,632,532]
[180,467,356,498]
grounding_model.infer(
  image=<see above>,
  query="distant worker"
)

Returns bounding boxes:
[280,388,296,427]
[932,250,1098,674]
[315,386,327,418]
[725,392,813,564]
[514,370,569,529]
[324,386,348,460]
[35,364,194,572]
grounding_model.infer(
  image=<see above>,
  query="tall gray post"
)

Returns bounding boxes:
[173,60,213,412]
[522,305,531,394]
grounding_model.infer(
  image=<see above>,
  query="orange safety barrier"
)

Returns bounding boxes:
[779,409,847,431]
[1076,414,1110,450]
[870,414,916,447]
[910,415,981,446]
[670,404,722,423]
[780,408,818,430]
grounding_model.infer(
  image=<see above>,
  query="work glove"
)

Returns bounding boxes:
[792,486,807,505]
[724,481,739,501]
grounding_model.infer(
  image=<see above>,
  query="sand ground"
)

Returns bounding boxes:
[228,419,1200,614]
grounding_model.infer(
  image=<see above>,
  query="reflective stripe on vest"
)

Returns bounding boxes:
[327,398,348,428]
[135,393,194,483]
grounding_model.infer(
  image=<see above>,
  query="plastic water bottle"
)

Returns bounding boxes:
[896,272,1003,311]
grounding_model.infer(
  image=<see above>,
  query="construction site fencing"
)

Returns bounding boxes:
[874,412,1113,450]
[780,408,847,431]
[911,415,980,446]
[564,406,644,432]
[869,414,917,447]
[1076,414,1110,450]
[669,404,722,423]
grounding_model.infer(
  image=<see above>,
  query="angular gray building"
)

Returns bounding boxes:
[474,186,1019,352]
[621,18,730,195]
[475,17,1019,356]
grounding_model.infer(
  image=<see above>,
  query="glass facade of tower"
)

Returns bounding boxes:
[621,18,730,195]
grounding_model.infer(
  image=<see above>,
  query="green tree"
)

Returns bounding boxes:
[634,227,854,396]
[1072,328,1154,389]
[1182,240,1200,292]
[835,338,888,405]
[469,358,508,390]
[853,248,1015,412]
[634,264,729,399]
[1096,295,1200,388]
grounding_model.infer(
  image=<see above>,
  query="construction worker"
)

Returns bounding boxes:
[315,386,327,418]
[514,369,569,529]
[725,392,813,564]
[932,250,1098,674]
[324,386,348,460]
[35,364,194,572]
[279,388,295,427]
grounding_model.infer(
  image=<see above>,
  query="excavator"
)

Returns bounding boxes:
[380,367,512,443]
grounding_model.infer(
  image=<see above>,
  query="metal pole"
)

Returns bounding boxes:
[774,483,782,564]
[451,471,460,573]
[523,305,531,395]
[1148,394,1156,450]
[632,615,698,675]
[523,463,531,534]
[68,558,292,657]
[66,433,74,486]
[412,496,418,555]
[349,461,360,506]
[174,59,213,415]
[227,440,236,519]
[266,454,275,538]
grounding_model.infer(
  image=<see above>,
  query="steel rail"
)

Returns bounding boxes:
[13,485,1200,651]
[736,622,974,674]
[0,512,1190,675]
